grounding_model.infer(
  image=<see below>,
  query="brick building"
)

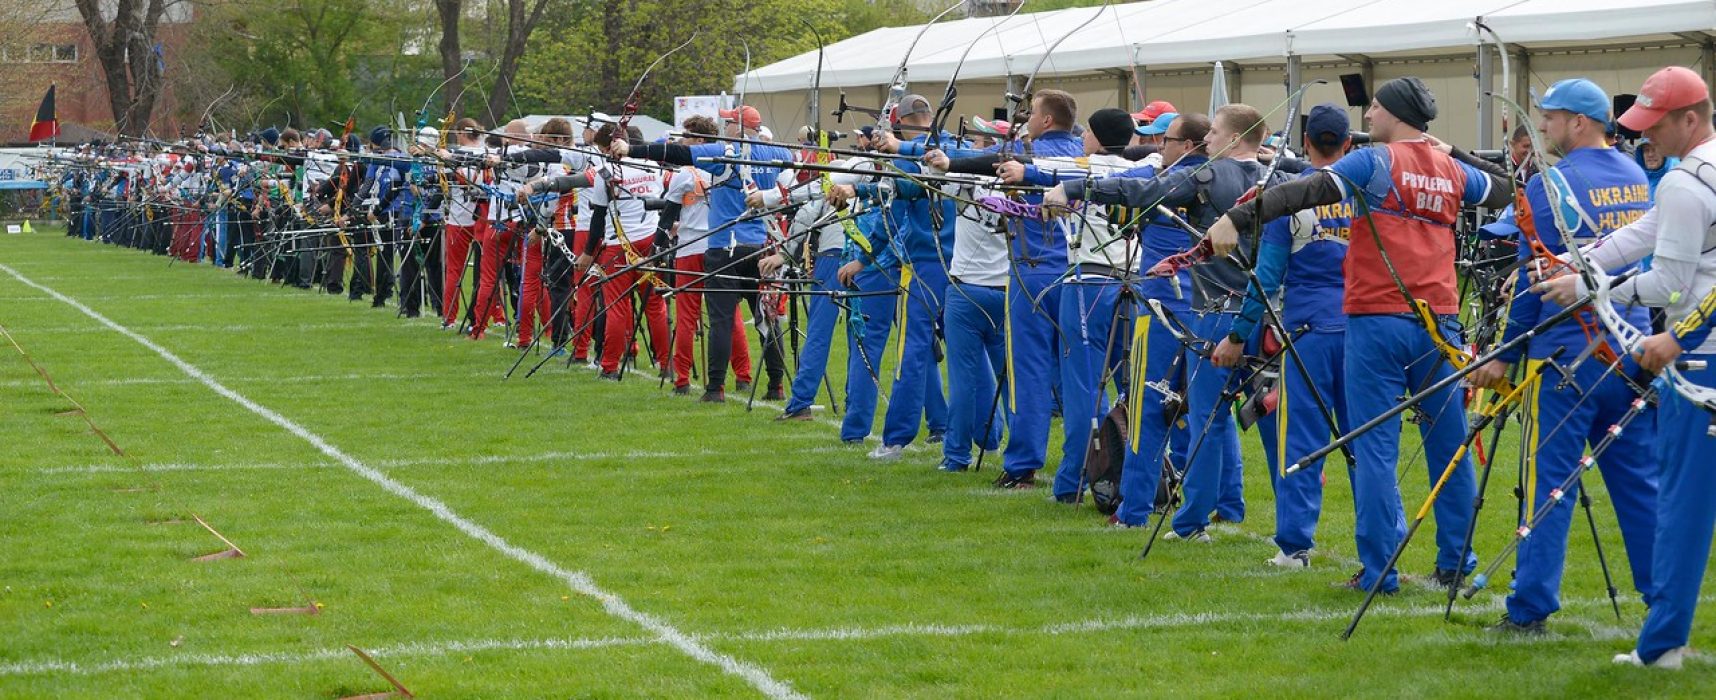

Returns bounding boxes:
[0,1,194,145]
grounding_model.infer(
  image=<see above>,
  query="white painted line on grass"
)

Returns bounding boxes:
[0,371,452,390]
[0,591,1671,678]
[0,262,807,700]
[34,448,773,476]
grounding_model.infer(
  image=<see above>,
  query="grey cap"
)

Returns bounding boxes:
[895,94,933,119]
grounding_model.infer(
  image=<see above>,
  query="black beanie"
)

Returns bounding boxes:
[1376,77,1437,132]
[1087,108,1136,152]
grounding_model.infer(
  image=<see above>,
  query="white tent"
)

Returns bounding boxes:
[735,0,1716,149]
[740,0,1716,87]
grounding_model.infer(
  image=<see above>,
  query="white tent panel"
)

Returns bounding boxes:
[1483,0,1716,44]
[1287,1,1524,58]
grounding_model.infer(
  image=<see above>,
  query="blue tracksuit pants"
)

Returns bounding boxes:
[784,251,844,414]
[1258,328,1349,555]
[1634,356,1716,663]
[1116,300,1191,526]
[840,267,897,442]
[1001,268,1064,477]
[882,260,949,446]
[1171,311,1244,535]
[1054,277,1127,499]
[1506,358,1658,624]
[942,281,1006,469]
[1346,314,1479,592]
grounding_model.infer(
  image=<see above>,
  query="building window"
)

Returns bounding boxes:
[16,43,77,63]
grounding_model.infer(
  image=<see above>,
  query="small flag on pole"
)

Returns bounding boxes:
[29,85,59,142]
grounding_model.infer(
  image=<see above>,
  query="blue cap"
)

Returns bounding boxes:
[1538,78,1610,124]
[1135,112,1178,136]
[1479,203,1520,240]
[1304,103,1350,148]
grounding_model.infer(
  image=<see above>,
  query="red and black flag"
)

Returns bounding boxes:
[28,85,59,142]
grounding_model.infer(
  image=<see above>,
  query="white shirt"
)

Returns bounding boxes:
[949,181,1011,288]
[1584,137,1716,354]
[665,165,711,258]
[1032,151,1142,272]
[587,159,663,245]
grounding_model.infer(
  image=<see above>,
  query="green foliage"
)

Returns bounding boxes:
[188,0,444,134]
[512,0,928,121]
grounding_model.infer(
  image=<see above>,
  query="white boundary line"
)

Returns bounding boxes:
[32,445,857,476]
[0,371,453,390]
[0,591,1673,678]
[0,262,807,700]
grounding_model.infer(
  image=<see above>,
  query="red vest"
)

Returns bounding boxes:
[1344,141,1467,315]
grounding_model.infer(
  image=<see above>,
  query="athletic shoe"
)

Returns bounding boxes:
[938,461,968,473]
[699,390,726,403]
[1211,513,1244,524]
[672,385,691,396]
[1052,492,1079,505]
[763,386,786,401]
[1430,567,1463,589]
[1612,647,1689,670]
[440,321,456,330]
[572,355,590,364]
[504,340,520,349]
[925,431,945,445]
[659,365,673,379]
[842,438,866,447]
[1267,550,1311,569]
[868,444,904,461]
[1107,514,1142,529]
[993,470,1037,489]
[734,381,753,394]
[1163,529,1211,543]
[546,348,565,359]
[775,407,814,422]
[598,371,622,382]
[1487,614,1546,636]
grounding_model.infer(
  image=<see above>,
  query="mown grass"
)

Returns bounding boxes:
[1,224,1712,698]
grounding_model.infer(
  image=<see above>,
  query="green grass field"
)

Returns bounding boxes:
[2,224,1713,698]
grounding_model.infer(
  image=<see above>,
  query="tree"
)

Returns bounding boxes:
[510,0,926,124]
[73,0,178,136]
[186,0,435,134]
[433,0,552,125]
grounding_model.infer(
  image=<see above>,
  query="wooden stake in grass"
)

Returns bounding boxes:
[189,514,246,562]
[340,644,415,700]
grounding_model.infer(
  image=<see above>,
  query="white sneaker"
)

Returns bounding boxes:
[868,444,904,461]
[1267,550,1310,568]
[1164,529,1211,543]
[1612,647,1690,670]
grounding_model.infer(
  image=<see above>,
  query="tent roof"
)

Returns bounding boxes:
[736,0,1716,93]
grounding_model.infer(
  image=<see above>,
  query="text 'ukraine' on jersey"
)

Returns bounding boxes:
[1499,146,1653,362]
[1261,169,1350,329]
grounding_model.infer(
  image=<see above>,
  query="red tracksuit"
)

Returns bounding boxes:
[671,253,753,389]
[596,241,671,373]
[470,218,516,339]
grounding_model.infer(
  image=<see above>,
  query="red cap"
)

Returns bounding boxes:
[718,105,763,130]
[1131,100,1176,123]
[1619,67,1710,132]
[971,116,1012,137]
